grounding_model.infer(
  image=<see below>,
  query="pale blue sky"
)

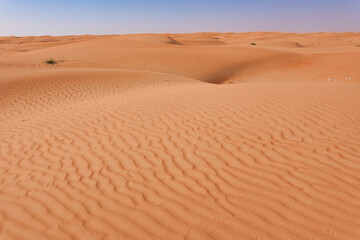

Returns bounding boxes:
[0,0,359,36]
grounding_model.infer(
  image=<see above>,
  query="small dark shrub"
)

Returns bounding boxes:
[45,58,57,65]
[250,42,256,46]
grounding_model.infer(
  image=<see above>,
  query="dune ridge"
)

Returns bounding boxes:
[1,32,360,240]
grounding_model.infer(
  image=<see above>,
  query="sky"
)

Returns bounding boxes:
[0,0,359,36]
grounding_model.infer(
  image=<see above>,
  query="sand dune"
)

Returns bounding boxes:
[1,32,360,240]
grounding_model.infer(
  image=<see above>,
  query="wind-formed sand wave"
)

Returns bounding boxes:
[1,32,360,240]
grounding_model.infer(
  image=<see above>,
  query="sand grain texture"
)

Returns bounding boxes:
[1,32,360,240]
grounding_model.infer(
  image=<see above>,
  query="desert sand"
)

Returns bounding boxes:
[1,32,360,240]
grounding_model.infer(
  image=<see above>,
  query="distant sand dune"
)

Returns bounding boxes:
[1,32,360,240]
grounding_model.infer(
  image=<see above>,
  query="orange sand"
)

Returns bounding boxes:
[1,32,360,240]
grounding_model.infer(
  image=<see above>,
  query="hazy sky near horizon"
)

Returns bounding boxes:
[0,0,359,36]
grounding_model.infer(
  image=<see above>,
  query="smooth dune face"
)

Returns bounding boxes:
[1,32,360,240]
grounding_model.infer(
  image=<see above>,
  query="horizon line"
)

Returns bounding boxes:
[2,31,360,38]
